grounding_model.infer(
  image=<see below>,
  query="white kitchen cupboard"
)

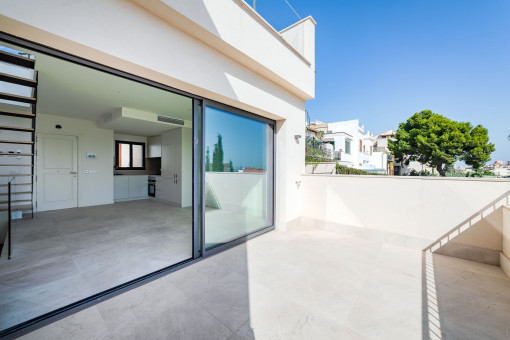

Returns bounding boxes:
[169,178,182,205]
[148,135,161,158]
[161,128,181,179]
[154,176,163,200]
[159,178,171,202]
[128,176,148,198]
[114,176,129,200]
[159,128,192,207]
[114,175,148,202]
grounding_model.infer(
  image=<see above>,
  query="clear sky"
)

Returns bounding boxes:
[249,0,510,163]
[205,106,268,170]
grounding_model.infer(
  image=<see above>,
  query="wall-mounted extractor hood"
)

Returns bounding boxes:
[99,107,191,136]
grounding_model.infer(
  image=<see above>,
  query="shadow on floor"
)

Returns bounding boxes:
[422,251,510,340]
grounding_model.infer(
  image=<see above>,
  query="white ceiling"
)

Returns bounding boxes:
[3,43,193,137]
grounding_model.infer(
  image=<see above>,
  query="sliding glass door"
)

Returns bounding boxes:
[203,103,274,252]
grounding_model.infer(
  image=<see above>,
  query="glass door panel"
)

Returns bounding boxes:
[204,105,274,250]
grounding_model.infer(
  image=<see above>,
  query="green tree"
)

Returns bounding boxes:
[389,110,495,176]
[212,134,224,172]
[205,146,211,172]
[305,136,330,172]
[229,160,234,172]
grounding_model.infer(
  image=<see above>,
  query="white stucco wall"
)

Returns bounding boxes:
[0,0,313,229]
[502,206,510,277]
[300,175,510,248]
[504,206,510,254]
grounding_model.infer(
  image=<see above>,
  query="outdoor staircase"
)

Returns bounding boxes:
[0,48,37,217]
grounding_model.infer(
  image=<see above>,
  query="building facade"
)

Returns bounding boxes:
[0,0,315,336]
[320,119,388,173]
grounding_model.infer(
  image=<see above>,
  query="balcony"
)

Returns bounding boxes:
[18,176,510,339]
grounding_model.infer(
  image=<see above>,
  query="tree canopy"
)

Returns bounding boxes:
[388,110,495,176]
[212,134,224,172]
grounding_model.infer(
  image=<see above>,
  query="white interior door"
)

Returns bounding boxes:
[36,133,78,211]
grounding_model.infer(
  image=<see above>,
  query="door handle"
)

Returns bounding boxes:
[70,172,77,174]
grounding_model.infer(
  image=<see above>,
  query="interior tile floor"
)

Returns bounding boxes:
[0,199,192,330]
[17,228,510,340]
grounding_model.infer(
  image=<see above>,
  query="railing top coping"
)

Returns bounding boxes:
[301,173,510,183]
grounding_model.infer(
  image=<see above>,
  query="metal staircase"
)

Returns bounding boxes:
[0,48,37,221]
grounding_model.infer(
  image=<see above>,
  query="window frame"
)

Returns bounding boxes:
[115,140,146,170]
[201,99,275,257]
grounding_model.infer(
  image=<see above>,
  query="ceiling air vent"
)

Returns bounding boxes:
[158,116,184,126]
[103,113,113,122]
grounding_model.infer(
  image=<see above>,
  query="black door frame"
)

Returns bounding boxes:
[200,99,276,258]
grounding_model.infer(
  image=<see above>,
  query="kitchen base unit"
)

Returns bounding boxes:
[114,175,149,202]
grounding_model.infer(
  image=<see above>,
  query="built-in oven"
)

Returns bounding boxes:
[148,177,156,197]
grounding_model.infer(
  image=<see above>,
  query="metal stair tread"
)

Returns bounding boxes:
[0,50,35,69]
[0,125,34,131]
[0,139,34,144]
[0,183,32,187]
[0,199,32,204]
[0,72,37,87]
[0,109,35,118]
[0,174,32,177]
[0,92,36,104]
[0,204,32,211]
[0,191,32,195]
[0,164,33,166]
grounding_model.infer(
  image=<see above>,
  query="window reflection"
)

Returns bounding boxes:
[204,106,273,249]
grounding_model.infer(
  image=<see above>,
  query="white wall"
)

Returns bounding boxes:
[0,0,311,230]
[206,172,268,216]
[140,0,315,99]
[300,175,510,248]
[36,114,114,207]
[502,206,510,277]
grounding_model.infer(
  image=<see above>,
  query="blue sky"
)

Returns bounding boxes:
[205,106,268,170]
[249,0,510,163]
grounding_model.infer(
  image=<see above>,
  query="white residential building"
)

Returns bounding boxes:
[323,119,388,173]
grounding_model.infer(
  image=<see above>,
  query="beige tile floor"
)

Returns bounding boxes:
[16,228,510,340]
[0,199,193,330]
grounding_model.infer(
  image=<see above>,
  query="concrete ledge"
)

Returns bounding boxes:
[501,252,510,279]
[301,173,510,183]
[299,217,432,249]
[434,242,500,266]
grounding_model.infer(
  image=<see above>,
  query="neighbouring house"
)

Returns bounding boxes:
[485,161,510,178]
[373,129,436,176]
[321,119,388,173]
[0,0,316,335]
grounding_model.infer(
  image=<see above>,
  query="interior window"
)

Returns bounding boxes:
[115,141,145,169]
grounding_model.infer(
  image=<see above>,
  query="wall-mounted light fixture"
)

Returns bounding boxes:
[294,134,302,140]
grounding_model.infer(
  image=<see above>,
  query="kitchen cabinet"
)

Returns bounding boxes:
[148,135,161,158]
[114,176,129,200]
[114,175,148,202]
[161,128,181,179]
[159,128,192,207]
[154,176,163,200]
[128,176,148,198]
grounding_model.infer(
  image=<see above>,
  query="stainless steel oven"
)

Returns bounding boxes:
[148,177,156,197]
